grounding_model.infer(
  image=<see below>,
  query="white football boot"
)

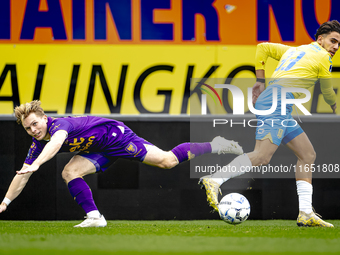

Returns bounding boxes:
[74,215,107,228]
[211,136,243,155]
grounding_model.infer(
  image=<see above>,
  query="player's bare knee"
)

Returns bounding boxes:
[61,169,71,182]
[61,164,77,182]
[302,149,316,163]
[310,150,316,162]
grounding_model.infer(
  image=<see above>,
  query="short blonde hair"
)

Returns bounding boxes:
[14,100,45,125]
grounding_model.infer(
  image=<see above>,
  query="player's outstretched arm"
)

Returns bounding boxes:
[17,130,67,175]
[0,166,33,213]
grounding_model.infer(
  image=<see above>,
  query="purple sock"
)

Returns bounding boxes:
[68,178,98,214]
[171,142,212,163]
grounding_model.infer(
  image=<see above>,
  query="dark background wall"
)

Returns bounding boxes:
[0,117,339,221]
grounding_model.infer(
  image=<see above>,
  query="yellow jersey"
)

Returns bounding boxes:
[255,42,336,105]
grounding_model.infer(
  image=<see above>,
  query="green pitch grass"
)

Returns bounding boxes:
[1,220,340,255]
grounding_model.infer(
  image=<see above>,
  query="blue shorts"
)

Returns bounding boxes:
[78,124,153,172]
[255,84,304,146]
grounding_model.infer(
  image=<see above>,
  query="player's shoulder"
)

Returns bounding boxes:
[48,116,67,127]
[299,43,330,57]
[47,116,76,135]
[48,116,70,125]
[51,115,119,128]
[299,43,332,64]
[49,115,88,125]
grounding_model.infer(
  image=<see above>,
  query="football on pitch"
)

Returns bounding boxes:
[218,193,250,224]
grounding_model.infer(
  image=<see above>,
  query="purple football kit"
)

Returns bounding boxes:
[23,115,213,216]
[24,116,153,172]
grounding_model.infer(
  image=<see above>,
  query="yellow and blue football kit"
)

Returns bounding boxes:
[254,42,336,145]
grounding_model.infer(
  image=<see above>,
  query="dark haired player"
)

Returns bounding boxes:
[200,20,340,227]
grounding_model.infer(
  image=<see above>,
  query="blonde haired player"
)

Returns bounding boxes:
[0,100,243,227]
[200,20,340,227]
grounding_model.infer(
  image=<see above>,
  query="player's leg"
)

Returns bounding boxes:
[202,84,280,183]
[111,121,242,168]
[199,139,278,211]
[62,155,97,183]
[61,155,107,228]
[142,145,178,169]
[285,133,333,227]
[207,139,278,183]
[199,84,286,211]
[285,132,315,184]
[142,137,243,169]
[248,139,279,166]
[142,142,214,169]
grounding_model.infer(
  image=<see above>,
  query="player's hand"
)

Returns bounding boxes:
[16,165,39,175]
[331,103,337,113]
[0,202,7,213]
[252,81,265,105]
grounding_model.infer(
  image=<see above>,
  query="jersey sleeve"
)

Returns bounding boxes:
[255,43,291,70]
[318,54,332,78]
[48,118,74,137]
[319,79,336,106]
[318,55,336,105]
[24,140,45,166]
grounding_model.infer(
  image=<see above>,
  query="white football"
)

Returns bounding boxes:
[218,193,250,224]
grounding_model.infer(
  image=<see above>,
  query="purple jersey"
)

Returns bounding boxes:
[24,116,152,167]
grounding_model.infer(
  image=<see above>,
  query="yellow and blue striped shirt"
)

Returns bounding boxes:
[255,42,336,105]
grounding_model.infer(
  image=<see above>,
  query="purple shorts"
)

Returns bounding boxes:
[78,125,153,172]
